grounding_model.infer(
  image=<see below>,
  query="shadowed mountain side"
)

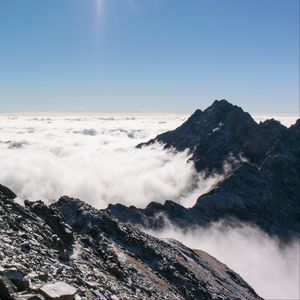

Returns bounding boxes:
[109,101,300,241]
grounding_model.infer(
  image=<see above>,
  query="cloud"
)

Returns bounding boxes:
[8,141,29,149]
[0,113,216,208]
[145,221,300,299]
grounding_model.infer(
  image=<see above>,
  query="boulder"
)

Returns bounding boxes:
[0,185,17,200]
[40,282,77,300]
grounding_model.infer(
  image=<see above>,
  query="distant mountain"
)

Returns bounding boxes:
[0,191,262,300]
[109,100,300,241]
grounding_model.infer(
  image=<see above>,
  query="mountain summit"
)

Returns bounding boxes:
[139,99,286,173]
[111,101,300,240]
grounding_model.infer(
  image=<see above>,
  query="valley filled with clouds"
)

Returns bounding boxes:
[0,112,298,299]
[0,113,216,208]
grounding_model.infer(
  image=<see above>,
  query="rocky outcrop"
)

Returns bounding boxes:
[24,200,74,245]
[0,184,17,200]
[0,190,262,300]
[109,101,300,241]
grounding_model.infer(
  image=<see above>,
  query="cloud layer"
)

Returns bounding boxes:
[0,113,218,208]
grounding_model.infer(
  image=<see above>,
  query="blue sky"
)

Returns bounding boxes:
[0,0,299,114]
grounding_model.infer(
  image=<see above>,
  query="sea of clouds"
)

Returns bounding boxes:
[0,112,298,299]
[0,113,219,207]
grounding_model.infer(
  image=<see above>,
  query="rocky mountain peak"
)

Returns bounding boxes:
[137,100,290,174]
[138,100,257,161]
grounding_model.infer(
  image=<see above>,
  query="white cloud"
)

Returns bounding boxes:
[146,221,300,299]
[0,113,216,208]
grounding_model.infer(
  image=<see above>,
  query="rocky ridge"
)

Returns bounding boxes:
[109,100,300,241]
[0,189,262,300]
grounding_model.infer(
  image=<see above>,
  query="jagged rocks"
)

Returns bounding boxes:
[0,184,17,200]
[2,269,29,291]
[0,276,17,300]
[0,190,262,299]
[24,200,74,245]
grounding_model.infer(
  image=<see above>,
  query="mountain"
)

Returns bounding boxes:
[138,100,287,173]
[109,100,300,241]
[0,190,262,300]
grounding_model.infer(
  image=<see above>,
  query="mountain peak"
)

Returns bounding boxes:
[137,99,292,174]
[205,99,243,115]
[211,99,232,107]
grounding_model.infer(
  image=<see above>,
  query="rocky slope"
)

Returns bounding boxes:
[109,100,300,241]
[0,189,262,300]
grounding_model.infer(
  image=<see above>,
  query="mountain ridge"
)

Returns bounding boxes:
[139,100,289,173]
[109,100,300,241]
[0,190,262,300]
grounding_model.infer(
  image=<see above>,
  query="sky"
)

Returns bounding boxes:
[0,0,299,114]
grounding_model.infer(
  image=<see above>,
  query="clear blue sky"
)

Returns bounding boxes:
[0,0,299,114]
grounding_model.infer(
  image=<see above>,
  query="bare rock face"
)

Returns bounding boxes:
[0,184,17,200]
[110,101,300,241]
[24,200,74,245]
[0,276,17,300]
[40,281,77,300]
[0,190,262,300]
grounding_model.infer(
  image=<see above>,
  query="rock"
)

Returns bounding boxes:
[24,200,74,245]
[2,269,29,291]
[13,294,44,300]
[53,196,262,300]
[0,276,17,300]
[0,172,263,299]
[0,184,17,200]
[40,282,76,300]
